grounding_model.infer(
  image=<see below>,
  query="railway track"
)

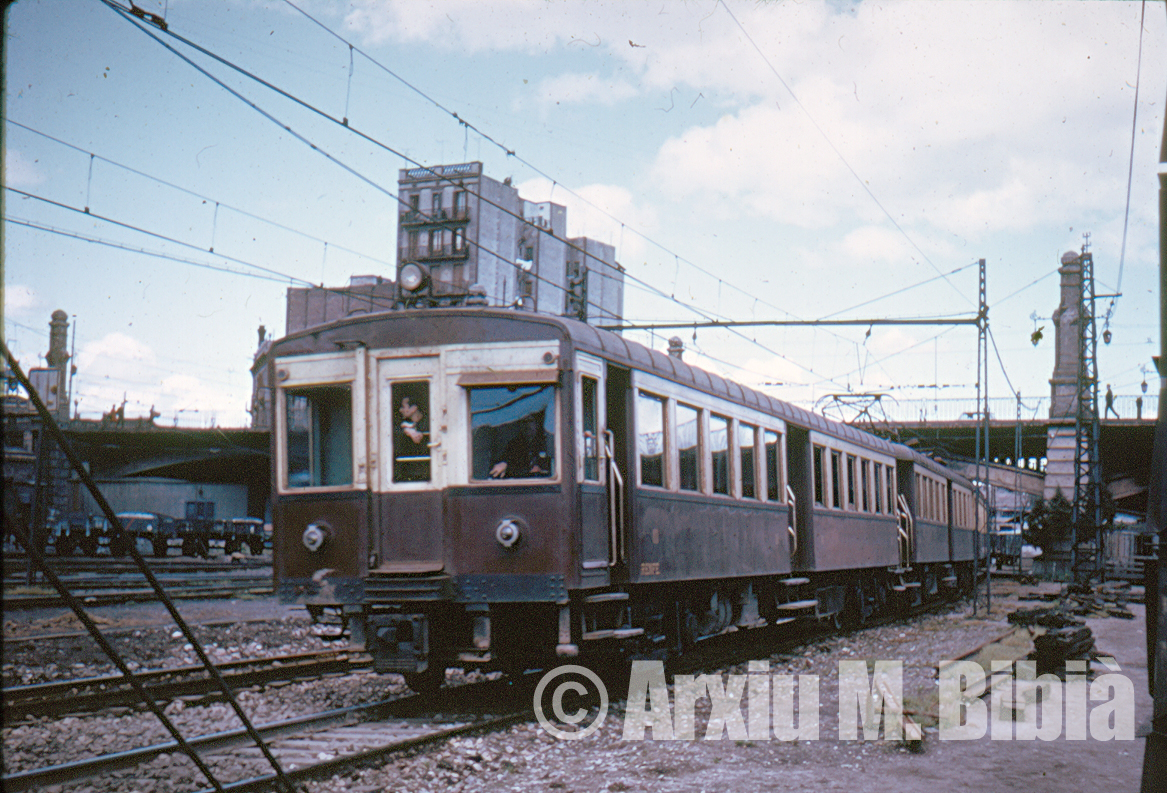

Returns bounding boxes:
[2,649,370,722]
[1,595,971,792]
[2,576,274,608]
[2,675,532,793]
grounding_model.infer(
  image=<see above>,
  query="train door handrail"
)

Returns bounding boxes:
[604,430,624,566]
[896,493,914,566]
[785,485,798,558]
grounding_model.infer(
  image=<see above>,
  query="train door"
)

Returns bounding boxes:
[895,459,916,568]
[785,426,813,570]
[373,356,443,570]
[576,353,609,587]
[605,364,632,582]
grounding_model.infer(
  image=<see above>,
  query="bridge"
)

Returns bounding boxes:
[859,414,1156,516]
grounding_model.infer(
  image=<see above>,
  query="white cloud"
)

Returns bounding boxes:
[73,333,246,426]
[3,150,46,189]
[4,285,39,315]
[534,72,637,108]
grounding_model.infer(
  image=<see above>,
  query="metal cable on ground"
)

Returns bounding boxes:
[0,341,295,793]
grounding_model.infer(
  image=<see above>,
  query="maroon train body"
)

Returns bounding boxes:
[267,307,979,689]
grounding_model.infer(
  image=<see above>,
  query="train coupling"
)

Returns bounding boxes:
[367,613,430,674]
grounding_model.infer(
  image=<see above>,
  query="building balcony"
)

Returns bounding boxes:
[399,207,470,226]
[402,245,471,262]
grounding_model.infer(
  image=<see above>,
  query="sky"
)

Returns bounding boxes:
[2,0,1164,429]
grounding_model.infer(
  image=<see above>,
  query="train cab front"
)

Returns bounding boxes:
[270,320,582,687]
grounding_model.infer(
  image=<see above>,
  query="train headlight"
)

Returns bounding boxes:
[400,262,427,292]
[303,522,330,553]
[495,518,522,549]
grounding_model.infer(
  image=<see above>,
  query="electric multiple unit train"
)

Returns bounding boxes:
[267,307,980,690]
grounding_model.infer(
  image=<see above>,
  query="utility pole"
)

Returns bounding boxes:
[1071,239,1104,583]
[974,258,990,615]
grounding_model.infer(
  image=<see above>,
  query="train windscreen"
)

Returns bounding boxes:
[470,384,556,480]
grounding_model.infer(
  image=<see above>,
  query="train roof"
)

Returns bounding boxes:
[274,306,971,486]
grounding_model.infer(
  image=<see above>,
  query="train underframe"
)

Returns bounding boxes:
[306,561,976,691]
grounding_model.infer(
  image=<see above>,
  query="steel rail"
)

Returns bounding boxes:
[3,650,369,721]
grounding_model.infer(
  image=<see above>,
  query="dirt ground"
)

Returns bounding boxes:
[308,579,1154,793]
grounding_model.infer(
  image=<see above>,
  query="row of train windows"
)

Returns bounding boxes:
[634,390,784,501]
[284,380,558,487]
[812,445,896,515]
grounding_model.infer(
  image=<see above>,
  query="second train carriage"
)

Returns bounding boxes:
[267,307,980,687]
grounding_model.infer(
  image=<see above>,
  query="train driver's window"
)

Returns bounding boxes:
[285,385,352,488]
[813,445,826,506]
[469,384,556,481]
[765,431,781,502]
[677,403,700,491]
[637,391,666,488]
[391,381,431,483]
[581,377,600,481]
[710,414,730,495]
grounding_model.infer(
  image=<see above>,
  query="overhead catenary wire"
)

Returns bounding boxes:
[5,119,398,275]
[1104,0,1147,329]
[100,0,857,392]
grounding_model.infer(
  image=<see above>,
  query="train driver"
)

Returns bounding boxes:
[489,411,550,479]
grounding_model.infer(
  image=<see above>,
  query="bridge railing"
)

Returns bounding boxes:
[830,394,1158,423]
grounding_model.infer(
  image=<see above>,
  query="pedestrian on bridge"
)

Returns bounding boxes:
[1105,384,1119,418]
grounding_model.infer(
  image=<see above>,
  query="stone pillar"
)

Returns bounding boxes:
[1044,251,1080,504]
[45,309,71,423]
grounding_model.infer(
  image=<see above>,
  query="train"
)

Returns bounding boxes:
[48,512,268,558]
[266,306,982,691]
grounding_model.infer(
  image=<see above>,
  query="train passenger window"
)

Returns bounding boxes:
[873,463,883,513]
[469,384,556,480]
[861,459,871,512]
[391,381,431,483]
[710,414,730,495]
[739,423,757,499]
[581,377,599,481]
[677,403,700,491]
[285,385,352,488]
[637,391,666,488]
[846,455,857,510]
[830,450,842,509]
[765,431,781,501]
[813,445,826,506]
[887,469,896,515]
